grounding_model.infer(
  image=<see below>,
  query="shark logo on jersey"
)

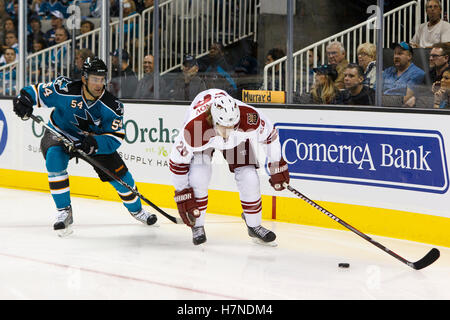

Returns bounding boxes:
[71,109,101,133]
[115,100,124,116]
[54,77,71,93]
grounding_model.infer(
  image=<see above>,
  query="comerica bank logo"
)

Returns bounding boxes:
[276,123,449,194]
[0,108,7,156]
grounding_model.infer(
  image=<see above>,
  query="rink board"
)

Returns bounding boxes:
[1,99,450,247]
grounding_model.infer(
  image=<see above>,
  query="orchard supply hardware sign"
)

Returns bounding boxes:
[276,123,449,194]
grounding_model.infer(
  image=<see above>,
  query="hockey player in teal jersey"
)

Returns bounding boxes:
[13,57,158,236]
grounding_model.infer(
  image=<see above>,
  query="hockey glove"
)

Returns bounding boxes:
[13,89,34,120]
[73,135,98,156]
[174,187,200,227]
[268,157,290,191]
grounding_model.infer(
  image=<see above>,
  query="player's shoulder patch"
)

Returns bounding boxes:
[100,91,124,116]
[53,77,80,95]
[183,112,215,148]
[237,104,260,132]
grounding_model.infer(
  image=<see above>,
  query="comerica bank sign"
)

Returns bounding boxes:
[275,123,449,194]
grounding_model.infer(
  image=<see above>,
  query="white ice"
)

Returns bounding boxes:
[0,187,449,300]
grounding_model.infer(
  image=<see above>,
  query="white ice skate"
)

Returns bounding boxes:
[53,205,73,237]
[131,208,159,227]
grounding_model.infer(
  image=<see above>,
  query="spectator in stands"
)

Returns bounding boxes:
[50,27,69,74]
[72,48,94,80]
[432,66,450,107]
[357,42,377,88]
[0,47,16,95]
[0,0,11,47]
[28,37,49,83]
[343,63,375,105]
[201,42,237,96]
[298,49,321,92]
[44,10,65,47]
[326,41,349,90]
[0,31,18,65]
[426,42,450,84]
[3,17,15,37]
[135,54,154,99]
[39,0,69,19]
[382,42,425,98]
[80,20,95,35]
[27,16,45,53]
[410,0,450,48]
[30,0,45,17]
[261,47,285,91]
[299,64,348,104]
[163,54,207,101]
[109,48,138,98]
[90,0,120,18]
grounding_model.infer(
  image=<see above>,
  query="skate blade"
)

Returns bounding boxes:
[56,226,73,237]
[251,238,278,247]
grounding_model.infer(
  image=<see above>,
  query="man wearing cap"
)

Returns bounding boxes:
[410,0,450,48]
[44,11,65,46]
[163,55,207,101]
[39,1,68,19]
[135,54,155,99]
[109,49,138,99]
[382,42,425,97]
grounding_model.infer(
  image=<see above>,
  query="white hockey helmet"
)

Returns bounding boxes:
[210,93,240,128]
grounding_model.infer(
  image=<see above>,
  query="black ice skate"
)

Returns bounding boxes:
[242,212,277,246]
[53,205,73,237]
[131,208,159,226]
[191,226,207,245]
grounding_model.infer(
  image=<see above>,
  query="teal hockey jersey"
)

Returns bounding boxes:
[23,76,125,155]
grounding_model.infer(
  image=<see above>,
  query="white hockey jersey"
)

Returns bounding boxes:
[169,89,282,187]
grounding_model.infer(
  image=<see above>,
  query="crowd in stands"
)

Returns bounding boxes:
[1,0,450,109]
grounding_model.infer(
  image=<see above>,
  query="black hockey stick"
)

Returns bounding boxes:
[283,183,440,270]
[30,114,183,224]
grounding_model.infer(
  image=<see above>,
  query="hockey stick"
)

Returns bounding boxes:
[283,183,440,270]
[30,114,183,224]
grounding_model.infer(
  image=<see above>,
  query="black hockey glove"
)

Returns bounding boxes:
[73,135,98,156]
[13,89,34,120]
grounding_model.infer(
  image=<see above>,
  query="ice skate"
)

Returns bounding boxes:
[53,205,73,237]
[131,208,159,226]
[191,226,207,245]
[242,213,277,246]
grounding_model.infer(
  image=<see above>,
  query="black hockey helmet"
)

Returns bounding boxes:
[82,56,107,79]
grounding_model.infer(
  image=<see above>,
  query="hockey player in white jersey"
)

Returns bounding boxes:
[169,89,290,245]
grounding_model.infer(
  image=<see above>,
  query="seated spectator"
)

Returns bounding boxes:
[72,48,94,80]
[27,16,45,53]
[382,42,425,98]
[326,41,349,89]
[426,42,450,84]
[0,1,11,45]
[299,64,348,105]
[80,20,95,35]
[162,54,207,101]
[200,42,237,96]
[343,63,375,105]
[28,37,49,83]
[0,31,18,65]
[30,0,45,17]
[432,66,450,108]
[44,10,65,47]
[135,54,154,99]
[0,47,17,95]
[39,0,69,19]
[109,49,138,98]
[90,0,120,18]
[410,0,450,48]
[49,27,70,76]
[357,42,377,88]
[260,47,285,91]
[3,18,16,39]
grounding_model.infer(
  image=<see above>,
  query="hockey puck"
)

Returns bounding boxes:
[338,263,350,268]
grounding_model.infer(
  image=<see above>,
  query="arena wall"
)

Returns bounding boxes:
[1,99,449,247]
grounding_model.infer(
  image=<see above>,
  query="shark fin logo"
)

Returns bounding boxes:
[71,109,100,134]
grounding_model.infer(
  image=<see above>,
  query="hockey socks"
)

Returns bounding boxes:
[48,171,71,210]
[109,172,142,213]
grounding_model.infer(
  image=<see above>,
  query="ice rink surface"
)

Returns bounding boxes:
[1,187,449,300]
